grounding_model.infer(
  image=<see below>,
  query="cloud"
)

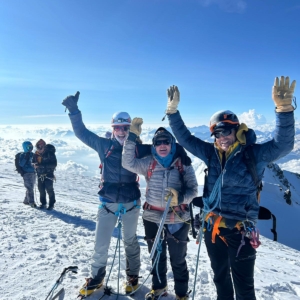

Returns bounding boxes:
[198,0,247,13]
[21,114,67,118]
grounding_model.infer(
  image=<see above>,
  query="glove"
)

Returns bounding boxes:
[165,187,183,207]
[166,85,180,114]
[25,152,30,159]
[272,76,296,112]
[194,213,201,230]
[130,118,143,136]
[62,91,80,113]
[37,156,42,164]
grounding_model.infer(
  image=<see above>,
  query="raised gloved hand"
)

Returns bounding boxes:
[130,118,143,136]
[62,91,80,113]
[165,187,183,207]
[166,85,180,114]
[272,76,296,112]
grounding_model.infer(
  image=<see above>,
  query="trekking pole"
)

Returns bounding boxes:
[150,195,172,260]
[45,266,78,300]
[189,203,197,239]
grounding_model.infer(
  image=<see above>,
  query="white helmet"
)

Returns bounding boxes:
[111,112,131,126]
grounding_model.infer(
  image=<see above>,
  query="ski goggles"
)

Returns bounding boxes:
[36,144,45,150]
[154,139,171,146]
[113,125,130,132]
[212,128,233,139]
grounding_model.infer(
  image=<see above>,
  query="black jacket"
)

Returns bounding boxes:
[33,144,57,177]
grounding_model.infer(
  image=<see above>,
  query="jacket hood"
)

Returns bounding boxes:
[236,123,257,146]
[45,144,56,153]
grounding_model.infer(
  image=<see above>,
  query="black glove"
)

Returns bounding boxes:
[25,152,30,160]
[194,213,202,230]
[62,91,80,113]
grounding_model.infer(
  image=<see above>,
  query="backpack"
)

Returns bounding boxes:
[193,145,277,241]
[15,152,24,176]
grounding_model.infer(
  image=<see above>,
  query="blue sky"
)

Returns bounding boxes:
[0,0,299,126]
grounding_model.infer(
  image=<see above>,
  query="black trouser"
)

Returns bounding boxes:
[204,227,256,300]
[143,219,189,297]
[38,175,56,207]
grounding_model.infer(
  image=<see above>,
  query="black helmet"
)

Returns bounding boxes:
[209,110,240,133]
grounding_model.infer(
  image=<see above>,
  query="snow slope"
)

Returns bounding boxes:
[1,164,300,300]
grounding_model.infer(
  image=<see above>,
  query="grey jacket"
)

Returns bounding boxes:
[122,138,198,224]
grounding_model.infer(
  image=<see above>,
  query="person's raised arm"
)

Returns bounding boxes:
[122,117,148,176]
[62,92,107,155]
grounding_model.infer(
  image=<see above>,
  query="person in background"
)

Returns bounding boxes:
[19,141,36,208]
[32,139,57,210]
[165,77,296,300]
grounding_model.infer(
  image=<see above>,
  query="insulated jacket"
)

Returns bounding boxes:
[122,136,198,224]
[19,152,35,173]
[32,144,57,177]
[69,111,146,203]
[168,111,295,225]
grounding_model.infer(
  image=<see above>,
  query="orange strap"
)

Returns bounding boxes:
[211,216,222,243]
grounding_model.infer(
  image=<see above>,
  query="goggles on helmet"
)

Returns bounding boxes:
[209,110,239,133]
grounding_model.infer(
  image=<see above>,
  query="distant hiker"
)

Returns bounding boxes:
[122,120,198,300]
[165,76,296,300]
[18,141,36,208]
[284,189,292,205]
[62,92,145,297]
[32,139,57,210]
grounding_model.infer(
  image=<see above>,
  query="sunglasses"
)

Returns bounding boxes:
[37,144,45,150]
[154,139,171,146]
[113,126,130,132]
[213,128,233,139]
[27,145,33,151]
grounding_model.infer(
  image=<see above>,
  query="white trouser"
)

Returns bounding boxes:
[91,201,141,279]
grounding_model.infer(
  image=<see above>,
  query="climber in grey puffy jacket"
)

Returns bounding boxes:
[122,119,198,299]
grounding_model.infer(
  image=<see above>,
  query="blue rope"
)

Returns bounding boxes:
[154,239,163,283]
[105,216,122,299]
[191,173,222,300]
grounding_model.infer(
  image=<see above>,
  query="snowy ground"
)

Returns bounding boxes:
[1,164,300,300]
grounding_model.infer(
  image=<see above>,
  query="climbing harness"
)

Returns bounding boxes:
[39,174,56,182]
[99,200,141,216]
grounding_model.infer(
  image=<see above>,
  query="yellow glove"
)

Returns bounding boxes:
[130,117,143,136]
[272,76,296,112]
[165,187,182,207]
[166,85,180,114]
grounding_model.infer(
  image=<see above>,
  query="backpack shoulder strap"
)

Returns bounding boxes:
[147,159,157,180]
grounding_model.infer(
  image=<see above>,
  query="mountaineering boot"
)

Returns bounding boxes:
[124,275,139,294]
[30,203,37,208]
[47,205,54,210]
[23,201,29,205]
[145,286,168,300]
[38,204,47,209]
[78,278,103,297]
